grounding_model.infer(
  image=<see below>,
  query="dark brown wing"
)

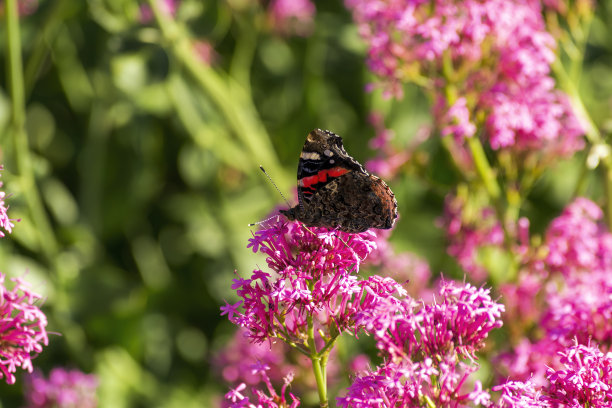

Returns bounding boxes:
[288,171,397,233]
[296,129,367,207]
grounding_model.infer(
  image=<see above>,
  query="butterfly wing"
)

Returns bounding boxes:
[295,171,397,233]
[280,128,398,232]
[296,129,367,207]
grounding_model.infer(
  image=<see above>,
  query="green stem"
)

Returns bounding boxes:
[307,315,328,408]
[6,0,25,125]
[5,0,58,260]
[466,136,500,200]
[146,0,289,193]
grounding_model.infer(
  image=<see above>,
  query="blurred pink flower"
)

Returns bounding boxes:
[213,327,341,402]
[439,192,504,282]
[139,0,179,23]
[346,0,585,156]
[193,40,217,66]
[267,0,316,37]
[24,368,98,408]
[225,370,300,408]
[544,198,612,276]
[493,341,612,408]
[0,166,18,238]
[0,274,48,385]
[440,97,477,141]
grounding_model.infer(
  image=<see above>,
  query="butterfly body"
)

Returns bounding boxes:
[280,129,398,233]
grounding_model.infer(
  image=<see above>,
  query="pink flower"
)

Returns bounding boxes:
[0,274,49,385]
[193,40,216,66]
[544,198,612,276]
[225,370,300,408]
[24,368,98,408]
[439,191,505,281]
[346,0,585,155]
[543,342,612,406]
[225,220,405,344]
[268,0,316,37]
[356,280,504,361]
[139,0,179,24]
[440,97,477,141]
[493,342,612,408]
[0,166,18,238]
[339,281,502,407]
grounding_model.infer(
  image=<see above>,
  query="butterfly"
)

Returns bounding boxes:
[279,129,398,233]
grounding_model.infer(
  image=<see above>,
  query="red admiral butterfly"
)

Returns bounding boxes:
[280,129,398,233]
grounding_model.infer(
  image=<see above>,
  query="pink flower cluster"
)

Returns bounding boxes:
[222,221,406,344]
[345,0,584,154]
[24,368,98,408]
[213,327,341,404]
[439,191,505,282]
[338,281,504,407]
[498,198,612,384]
[363,113,416,181]
[493,342,612,408]
[0,166,17,238]
[225,367,299,408]
[0,273,48,384]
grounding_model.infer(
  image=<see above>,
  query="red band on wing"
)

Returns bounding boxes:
[300,167,350,189]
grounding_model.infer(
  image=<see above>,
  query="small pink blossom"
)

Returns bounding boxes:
[440,97,477,141]
[193,40,217,66]
[493,342,612,408]
[439,191,504,281]
[24,368,98,408]
[268,0,316,37]
[0,274,49,385]
[139,0,179,24]
[225,370,300,408]
[0,166,18,238]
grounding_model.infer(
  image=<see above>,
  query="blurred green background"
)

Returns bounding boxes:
[1,0,612,407]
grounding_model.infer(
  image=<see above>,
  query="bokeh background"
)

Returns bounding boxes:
[1,0,611,407]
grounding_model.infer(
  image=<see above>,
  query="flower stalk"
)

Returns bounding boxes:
[5,0,58,261]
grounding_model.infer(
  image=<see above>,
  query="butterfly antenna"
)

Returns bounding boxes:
[259,165,292,208]
[248,214,280,227]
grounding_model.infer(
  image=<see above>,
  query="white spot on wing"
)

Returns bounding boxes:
[300,151,321,160]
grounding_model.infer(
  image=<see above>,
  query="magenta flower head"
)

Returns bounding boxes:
[345,0,584,155]
[24,368,98,408]
[543,341,612,407]
[0,273,48,385]
[0,165,19,238]
[222,220,407,345]
[339,281,504,407]
[439,190,504,281]
[356,280,504,362]
[225,369,300,408]
[492,341,612,408]
[544,197,612,276]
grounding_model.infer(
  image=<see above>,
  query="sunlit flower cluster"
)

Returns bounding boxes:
[222,221,406,344]
[345,0,584,155]
[0,273,48,385]
[338,281,503,407]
